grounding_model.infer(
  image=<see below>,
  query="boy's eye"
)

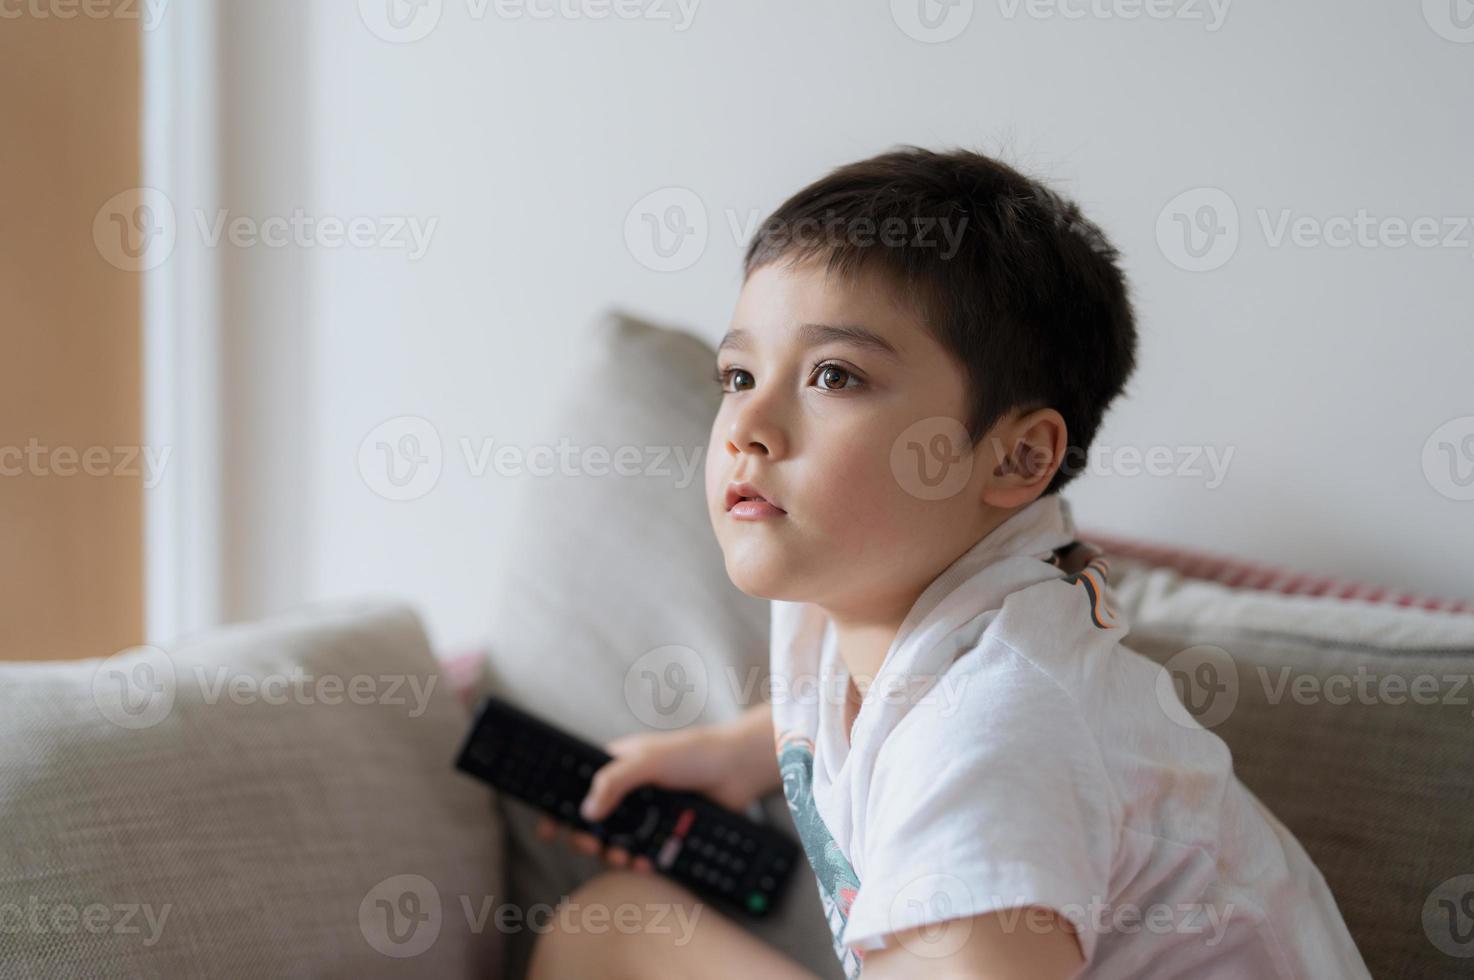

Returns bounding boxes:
[713,366,754,392]
[712,362,863,393]
[813,363,860,391]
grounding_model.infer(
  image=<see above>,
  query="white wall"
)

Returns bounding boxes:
[205,0,1474,651]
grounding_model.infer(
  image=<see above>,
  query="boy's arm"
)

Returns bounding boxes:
[714,700,782,804]
[858,907,1083,980]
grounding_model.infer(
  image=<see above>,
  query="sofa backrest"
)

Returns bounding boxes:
[0,601,505,978]
[1104,558,1474,979]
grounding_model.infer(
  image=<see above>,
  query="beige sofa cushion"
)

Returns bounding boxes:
[481,309,842,978]
[0,601,505,978]
[1107,561,1474,979]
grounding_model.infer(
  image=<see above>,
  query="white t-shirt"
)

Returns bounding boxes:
[769,494,1369,979]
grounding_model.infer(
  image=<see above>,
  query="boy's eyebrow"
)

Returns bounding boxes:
[716,322,901,360]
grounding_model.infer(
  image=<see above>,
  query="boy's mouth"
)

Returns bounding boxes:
[725,481,787,516]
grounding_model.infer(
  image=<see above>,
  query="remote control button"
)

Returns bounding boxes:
[746,893,768,913]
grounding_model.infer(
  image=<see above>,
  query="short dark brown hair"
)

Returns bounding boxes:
[742,145,1137,495]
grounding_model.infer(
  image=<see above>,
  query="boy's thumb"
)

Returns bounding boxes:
[579,750,644,822]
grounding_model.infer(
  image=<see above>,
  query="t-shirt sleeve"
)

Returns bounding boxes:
[840,637,1117,964]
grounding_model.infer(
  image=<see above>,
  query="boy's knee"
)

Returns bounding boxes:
[530,870,701,979]
[560,869,704,940]
[566,868,692,909]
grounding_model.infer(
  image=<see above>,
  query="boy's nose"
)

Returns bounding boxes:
[726,408,786,460]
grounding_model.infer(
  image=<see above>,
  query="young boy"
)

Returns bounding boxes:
[528,147,1370,979]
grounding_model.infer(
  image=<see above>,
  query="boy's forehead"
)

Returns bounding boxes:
[717,321,904,362]
[725,261,921,358]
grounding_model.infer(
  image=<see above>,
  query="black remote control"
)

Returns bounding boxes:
[455,695,799,918]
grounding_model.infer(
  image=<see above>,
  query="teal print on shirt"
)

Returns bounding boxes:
[778,729,865,976]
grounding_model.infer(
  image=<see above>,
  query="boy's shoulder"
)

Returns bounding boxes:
[875,547,1143,765]
[985,544,1130,674]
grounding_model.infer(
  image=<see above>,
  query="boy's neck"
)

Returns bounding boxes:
[823,504,1022,695]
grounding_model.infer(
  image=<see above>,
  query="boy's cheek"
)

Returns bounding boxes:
[703,437,727,505]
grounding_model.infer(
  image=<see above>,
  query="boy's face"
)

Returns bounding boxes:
[705,258,1005,616]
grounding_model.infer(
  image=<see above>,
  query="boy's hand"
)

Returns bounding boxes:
[533,720,770,872]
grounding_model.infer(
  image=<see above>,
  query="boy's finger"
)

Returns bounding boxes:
[581,756,647,822]
[632,855,654,874]
[606,846,630,868]
[569,831,601,855]
[535,816,557,841]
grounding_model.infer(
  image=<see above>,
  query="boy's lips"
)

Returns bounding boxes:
[725,481,786,516]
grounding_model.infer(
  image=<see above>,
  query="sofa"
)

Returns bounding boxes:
[3,312,1471,979]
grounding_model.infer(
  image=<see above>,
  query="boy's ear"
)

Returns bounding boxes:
[980,407,1069,508]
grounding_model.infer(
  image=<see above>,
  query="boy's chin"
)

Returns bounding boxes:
[721,551,804,602]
